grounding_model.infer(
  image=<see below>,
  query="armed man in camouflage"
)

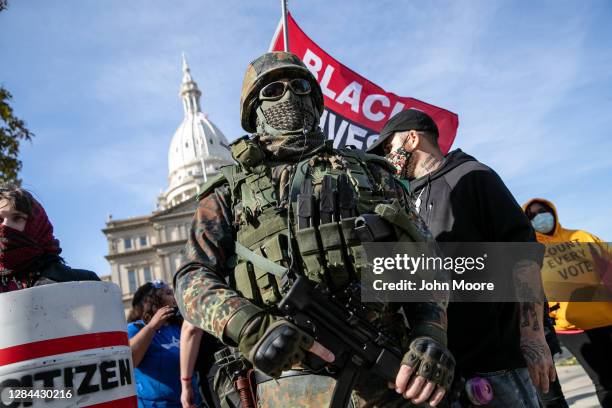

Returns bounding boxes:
[174,51,455,408]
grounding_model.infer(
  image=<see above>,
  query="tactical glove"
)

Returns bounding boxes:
[230,311,314,378]
[402,330,456,391]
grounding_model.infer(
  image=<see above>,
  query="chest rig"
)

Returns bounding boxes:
[202,137,415,309]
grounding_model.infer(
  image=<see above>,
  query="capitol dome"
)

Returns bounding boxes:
[159,55,233,209]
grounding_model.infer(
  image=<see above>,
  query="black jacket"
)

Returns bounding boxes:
[34,254,100,285]
[410,149,537,374]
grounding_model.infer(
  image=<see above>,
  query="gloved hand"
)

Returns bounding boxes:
[402,337,455,387]
[224,306,335,378]
[395,326,455,406]
[239,314,312,377]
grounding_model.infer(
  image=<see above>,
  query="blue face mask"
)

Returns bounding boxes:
[531,212,555,234]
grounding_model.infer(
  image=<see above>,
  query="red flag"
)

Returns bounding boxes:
[270,13,459,153]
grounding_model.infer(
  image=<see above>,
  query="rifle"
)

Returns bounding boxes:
[278,275,403,408]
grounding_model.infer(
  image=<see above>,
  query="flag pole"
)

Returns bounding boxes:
[281,0,289,52]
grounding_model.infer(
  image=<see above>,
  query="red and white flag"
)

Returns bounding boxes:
[270,13,459,153]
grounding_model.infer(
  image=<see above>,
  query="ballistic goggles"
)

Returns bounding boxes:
[259,78,311,101]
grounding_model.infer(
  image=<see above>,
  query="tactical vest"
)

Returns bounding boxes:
[198,138,428,309]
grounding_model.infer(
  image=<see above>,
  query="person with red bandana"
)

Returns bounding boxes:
[0,185,99,293]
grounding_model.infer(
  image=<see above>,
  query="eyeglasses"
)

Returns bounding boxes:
[259,78,312,101]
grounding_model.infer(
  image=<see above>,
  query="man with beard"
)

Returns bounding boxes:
[367,109,553,407]
[174,51,455,407]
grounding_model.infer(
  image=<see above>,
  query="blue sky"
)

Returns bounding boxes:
[1,0,611,276]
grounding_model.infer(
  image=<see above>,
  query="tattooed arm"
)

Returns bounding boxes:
[514,260,555,393]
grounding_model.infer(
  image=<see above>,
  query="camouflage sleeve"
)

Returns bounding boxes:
[173,184,254,340]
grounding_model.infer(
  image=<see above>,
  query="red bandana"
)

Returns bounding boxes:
[0,199,61,291]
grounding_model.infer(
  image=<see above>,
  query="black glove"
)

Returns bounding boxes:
[402,336,456,391]
[238,314,314,378]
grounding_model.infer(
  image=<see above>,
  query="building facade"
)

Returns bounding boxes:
[102,55,233,313]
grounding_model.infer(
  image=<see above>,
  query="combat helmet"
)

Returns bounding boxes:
[240,51,324,133]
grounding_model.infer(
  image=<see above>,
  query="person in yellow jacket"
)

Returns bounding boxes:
[524,198,612,408]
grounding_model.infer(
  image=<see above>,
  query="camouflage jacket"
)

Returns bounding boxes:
[173,158,447,346]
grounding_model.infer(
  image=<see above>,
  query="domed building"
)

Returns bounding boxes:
[102,56,234,312]
[159,55,232,209]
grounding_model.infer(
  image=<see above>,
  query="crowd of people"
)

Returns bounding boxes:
[1,50,610,408]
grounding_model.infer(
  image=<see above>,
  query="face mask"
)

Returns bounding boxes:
[531,212,555,234]
[255,89,318,136]
[386,147,412,179]
[255,90,324,159]
[0,225,45,276]
[0,199,61,278]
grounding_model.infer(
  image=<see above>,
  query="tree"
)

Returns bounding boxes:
[0,0,34,184]
[0,87,34,184]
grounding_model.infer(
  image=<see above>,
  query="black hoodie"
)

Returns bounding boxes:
[410,149,537,374]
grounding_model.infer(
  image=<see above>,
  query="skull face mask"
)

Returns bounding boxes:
[255,86,318,136]
[386,147,413,179]
[255,80,324,160]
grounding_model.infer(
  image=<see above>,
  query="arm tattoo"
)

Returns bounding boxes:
[520,338,546,365]
[514,260,544,332]
[520,302,540,331]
